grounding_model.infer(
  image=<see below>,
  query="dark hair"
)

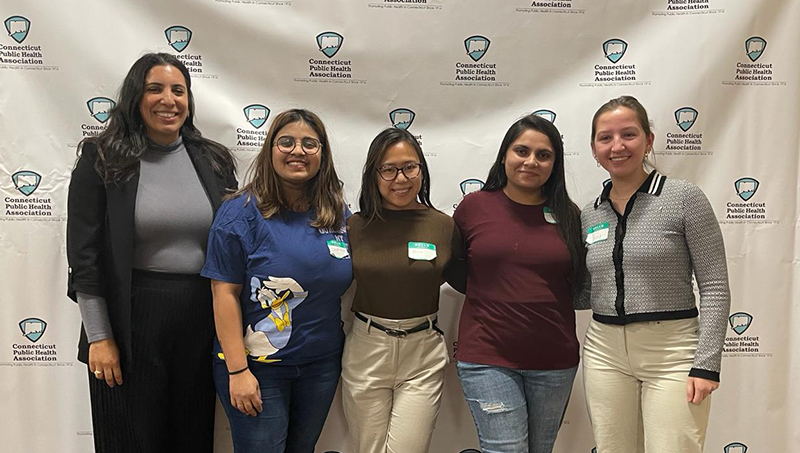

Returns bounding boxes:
[78,52,234,183]
[236,109,345,229]
[590,95,656,170]
[357,128,433,222]
[483,114,586,286]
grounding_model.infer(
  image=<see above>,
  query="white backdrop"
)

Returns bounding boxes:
[1,1,798,452]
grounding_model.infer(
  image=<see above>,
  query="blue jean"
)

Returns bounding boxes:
[457,361,578,453]
[213,354,342,453]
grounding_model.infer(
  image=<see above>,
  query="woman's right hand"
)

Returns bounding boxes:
[229,370,262,416]
[88,338,123,387]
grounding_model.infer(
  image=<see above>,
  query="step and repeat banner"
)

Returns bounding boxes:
[1,0,798,452]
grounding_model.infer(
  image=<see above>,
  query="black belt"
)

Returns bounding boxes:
[355,312,443,338]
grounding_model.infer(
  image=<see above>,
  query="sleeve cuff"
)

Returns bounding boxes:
[689,367,720,382]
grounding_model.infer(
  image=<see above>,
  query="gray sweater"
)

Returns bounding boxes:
[76,137,213,343]
[577,171,731,381]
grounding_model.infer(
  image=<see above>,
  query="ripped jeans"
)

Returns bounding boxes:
[456,361,578,453]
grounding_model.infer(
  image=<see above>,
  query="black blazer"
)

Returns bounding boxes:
[66,140,237,367]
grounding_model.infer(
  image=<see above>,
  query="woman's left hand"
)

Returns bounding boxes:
[686,376,719,405]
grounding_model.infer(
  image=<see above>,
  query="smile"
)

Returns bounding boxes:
[610,156,630,162]
[392,187,412,195]
[155,112,178,119]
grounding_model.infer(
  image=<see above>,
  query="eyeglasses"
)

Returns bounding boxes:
[376,163,422,181]
[274,135,322,155]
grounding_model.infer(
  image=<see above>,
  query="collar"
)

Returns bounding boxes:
[594,170,666,209]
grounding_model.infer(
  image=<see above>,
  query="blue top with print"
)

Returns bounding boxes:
[202,194,352,366]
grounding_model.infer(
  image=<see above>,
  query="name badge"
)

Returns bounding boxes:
[543,207,557,224]
[586,222,609,245]
[408,242,436,261]
[326,240,350,259]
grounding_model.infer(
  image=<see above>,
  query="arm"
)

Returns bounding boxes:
[682,183,731,401]
[211,280,262,416]
[67,144,123,386]
[443,221,467,294]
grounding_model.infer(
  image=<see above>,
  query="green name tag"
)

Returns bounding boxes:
[326,239,349,259]
[408,242,437,261]
[586,222,610,244]
[543,207,557,224]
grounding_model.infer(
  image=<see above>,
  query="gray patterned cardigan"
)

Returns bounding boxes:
[576,171,731,381]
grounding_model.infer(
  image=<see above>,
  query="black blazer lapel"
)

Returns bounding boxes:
[186,144,224,212]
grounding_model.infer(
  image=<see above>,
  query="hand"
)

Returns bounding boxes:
[229,370,262,417]
[89,338,123,387]
[686,376,718,405]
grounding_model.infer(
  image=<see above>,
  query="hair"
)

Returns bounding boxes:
[590,95,657,170]
[483,114,586,287]
[236,109,345,229]
[77,52,235,184]
[357,128,434,223]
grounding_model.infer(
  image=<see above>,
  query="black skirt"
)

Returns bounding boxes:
[88,270,215,453]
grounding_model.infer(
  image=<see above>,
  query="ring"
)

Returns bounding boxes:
[94,370,102,377]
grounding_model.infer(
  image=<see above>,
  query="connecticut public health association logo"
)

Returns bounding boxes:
[724,442,748,453]
[87,97,115,124]
[734,177,758,201]
[603,38,627,63]
[729,312,753,335]
[165,25,192,52]
[745,37,766,62]
[11,170,40,196]
[390,108,415,130]
[19,318,46,343]
[317,32,344,58]
[244,104,270,129]
[465,35,490,62]
[532,109,556,123]
[4,15,30,43]
[10,317,58,363]
[674,107,698,132]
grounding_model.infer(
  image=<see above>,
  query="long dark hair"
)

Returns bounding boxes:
[78,52,234,183]
[236,109,345,229]
[357,128,433,223]
[484,114,586,286]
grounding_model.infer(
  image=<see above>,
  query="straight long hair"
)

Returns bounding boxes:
[484,114,586,286]
[358,128,433,223]
[236,109,345,229]
[77,52,234,183]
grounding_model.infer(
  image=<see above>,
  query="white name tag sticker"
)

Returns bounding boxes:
[586,222,609,245]
[326,239,350,259]
[543,207,557,224]
[408,242,437,261]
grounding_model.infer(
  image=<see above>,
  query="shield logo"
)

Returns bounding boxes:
[745,37,766,62]
[460,179,485,196]
[165,26,192,53]
[19,318,47,343]
[533,109,557,123]
[87,97,116,124]
[674,107,698,132]
[603,39,627,63]
[12,170,41,196]
[591,449,598,453]
[464,35,490,62]
[734,177,759,201]
[728,312,753,336]
[243,104,270,129]
[724,442,748,453]
[390,108,416,130]
[317,32,344,58]
[4,16,30,44]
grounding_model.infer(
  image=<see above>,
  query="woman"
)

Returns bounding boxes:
[66,53,237,452]
[202,109,351,453]
[579,95,730,453]
[342,128,460,453]
[451,114,585,453]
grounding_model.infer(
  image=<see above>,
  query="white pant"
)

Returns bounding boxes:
[341,314,449,453]
[582,318,711,453]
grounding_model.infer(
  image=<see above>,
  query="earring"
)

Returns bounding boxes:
[596,161,600,167]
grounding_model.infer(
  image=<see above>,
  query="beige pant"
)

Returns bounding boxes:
[582,318,712,453]
[341,313,449,453]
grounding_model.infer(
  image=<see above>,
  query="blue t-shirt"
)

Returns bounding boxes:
[202,194,352,366]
